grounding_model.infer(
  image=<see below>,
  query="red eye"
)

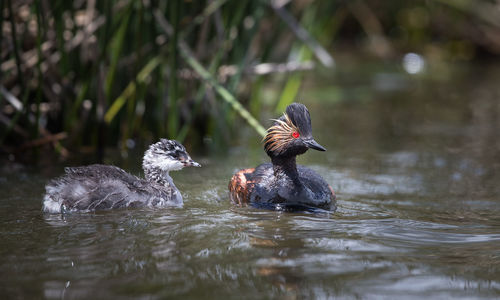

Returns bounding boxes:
[292,132,300,139]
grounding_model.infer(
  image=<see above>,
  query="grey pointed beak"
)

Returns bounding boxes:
[184,159,201,167]
[304,138,326,151]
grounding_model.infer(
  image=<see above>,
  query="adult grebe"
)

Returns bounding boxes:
[229,103,335,210]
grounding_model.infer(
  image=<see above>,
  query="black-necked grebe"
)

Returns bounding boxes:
[43,139,200,213]
[229,103,335,210]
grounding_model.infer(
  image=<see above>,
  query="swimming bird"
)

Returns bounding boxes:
[229,103,335,210]
[43,139,200,213]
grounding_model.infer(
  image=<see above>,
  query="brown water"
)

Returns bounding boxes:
[1,61,500,299]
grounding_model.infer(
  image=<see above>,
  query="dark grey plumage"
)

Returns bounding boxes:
[43,139,200,213]
[248,162,333,209]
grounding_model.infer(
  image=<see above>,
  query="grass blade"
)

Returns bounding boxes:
[153,9,267,137]
[104,56,161,123]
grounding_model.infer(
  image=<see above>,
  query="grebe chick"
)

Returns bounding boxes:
[229,103,335,210]
[43,139,200,213]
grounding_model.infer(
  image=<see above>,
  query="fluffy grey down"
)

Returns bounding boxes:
[43,139,199,213]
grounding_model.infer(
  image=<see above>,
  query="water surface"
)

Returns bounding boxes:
[1,61,500,299]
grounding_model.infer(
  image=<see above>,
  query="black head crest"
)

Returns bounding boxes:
[284,103,312,137]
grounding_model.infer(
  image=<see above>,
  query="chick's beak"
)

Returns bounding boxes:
[183,158,201,167]
[304,138,326,151]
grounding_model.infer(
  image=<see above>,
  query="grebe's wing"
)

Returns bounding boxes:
[64,164,139,185]
[229,168,256,205]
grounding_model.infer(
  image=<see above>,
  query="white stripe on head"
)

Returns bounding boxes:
[143,139,186,173]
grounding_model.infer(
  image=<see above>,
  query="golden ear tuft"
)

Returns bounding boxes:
[263,113,300,154]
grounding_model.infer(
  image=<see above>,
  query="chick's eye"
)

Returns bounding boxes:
[292,132,300,139]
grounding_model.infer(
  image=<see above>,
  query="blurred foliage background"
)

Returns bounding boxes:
[1,0,500,161]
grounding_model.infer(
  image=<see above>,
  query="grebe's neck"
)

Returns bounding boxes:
[271,155,300,184]
[144,168,175,188]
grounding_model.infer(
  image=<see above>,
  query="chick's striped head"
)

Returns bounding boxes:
[143,139,200,173]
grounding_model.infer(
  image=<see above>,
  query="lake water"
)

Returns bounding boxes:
[1,60,500,299]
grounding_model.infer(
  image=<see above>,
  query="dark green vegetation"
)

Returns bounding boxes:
[1,0,500,159]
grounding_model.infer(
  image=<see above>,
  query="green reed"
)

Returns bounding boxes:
[3,0,495,156]
[0,0,337,155]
